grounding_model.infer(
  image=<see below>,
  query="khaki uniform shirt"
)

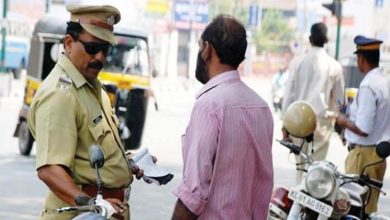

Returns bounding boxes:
[28,53,132,219]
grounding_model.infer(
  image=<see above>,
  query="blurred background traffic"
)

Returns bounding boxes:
[0,0,390,84]
[1,0,390,219]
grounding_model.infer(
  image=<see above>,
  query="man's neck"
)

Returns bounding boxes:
[208,64,235,79]
[364,65,378,74]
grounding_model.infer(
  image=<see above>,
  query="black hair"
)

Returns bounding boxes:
[201,14,247,69]
[358,50,380,66]
[66,21,84,40]
[310,22,328,47]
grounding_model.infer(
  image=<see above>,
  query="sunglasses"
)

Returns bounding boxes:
[75,38,113,56]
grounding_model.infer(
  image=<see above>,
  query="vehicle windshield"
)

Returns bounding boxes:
[104,35,149,76]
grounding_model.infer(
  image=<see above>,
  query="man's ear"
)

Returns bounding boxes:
[63,34,74,54]
[201,41,212,61]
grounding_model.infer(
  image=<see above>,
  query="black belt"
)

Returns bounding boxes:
[348,143,375,151]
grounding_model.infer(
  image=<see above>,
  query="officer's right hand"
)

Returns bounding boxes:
[131,164,144,180]
[104,198,126,216]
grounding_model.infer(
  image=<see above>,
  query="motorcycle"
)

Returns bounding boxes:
[56,145,116,220]
[268,140,390,220]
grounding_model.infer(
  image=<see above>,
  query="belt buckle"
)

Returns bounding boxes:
[348,143,356,151]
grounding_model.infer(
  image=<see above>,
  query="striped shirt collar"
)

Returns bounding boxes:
[196,70,240,99]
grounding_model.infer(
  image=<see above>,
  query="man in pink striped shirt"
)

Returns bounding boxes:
[172,15,274,220]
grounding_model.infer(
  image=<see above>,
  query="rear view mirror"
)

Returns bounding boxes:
[88,144,105,169]
[376,141,390,159]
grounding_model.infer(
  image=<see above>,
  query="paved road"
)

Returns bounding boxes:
[0,75,389,219]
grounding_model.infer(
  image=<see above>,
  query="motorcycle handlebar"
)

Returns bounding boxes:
[57,204,103,213]
[276,139,301,155]
[276,139,313,163]
[359,174,383,189]
[341,174,384,194]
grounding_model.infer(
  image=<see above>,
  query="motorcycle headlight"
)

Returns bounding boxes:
[305,162,336,199]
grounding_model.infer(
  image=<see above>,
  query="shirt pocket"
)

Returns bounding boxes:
[88,121,116,159]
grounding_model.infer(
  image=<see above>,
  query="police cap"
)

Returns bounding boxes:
[66,5,121,44]
[353,35,382,54]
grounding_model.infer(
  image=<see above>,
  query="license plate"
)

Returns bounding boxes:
[288,189,333,217]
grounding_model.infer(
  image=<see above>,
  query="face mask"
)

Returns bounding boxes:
[195,50,209,84]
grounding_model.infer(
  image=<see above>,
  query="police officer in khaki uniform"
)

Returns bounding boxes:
[28,4,145,220]
[335,35,390,214]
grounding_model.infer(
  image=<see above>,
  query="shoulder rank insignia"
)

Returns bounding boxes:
[57,74,72,91]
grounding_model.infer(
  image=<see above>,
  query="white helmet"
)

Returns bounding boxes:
[283,101,317,138]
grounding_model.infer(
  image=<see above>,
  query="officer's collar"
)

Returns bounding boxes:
[57,54,103,92]
[57,53,89,89]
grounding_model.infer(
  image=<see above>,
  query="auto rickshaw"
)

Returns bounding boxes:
[13,15,152,156]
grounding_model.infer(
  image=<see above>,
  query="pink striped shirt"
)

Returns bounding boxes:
[173,71,274,219]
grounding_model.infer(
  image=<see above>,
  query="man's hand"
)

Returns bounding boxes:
[131,164,145,180]
[281,127,292,142]
[127,152,158,183]
[335,114,349,128]
[95,195,121,218]
[335,113,368,137]
[172,199,197,220]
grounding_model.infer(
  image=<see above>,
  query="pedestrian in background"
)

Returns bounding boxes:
[282,22,345,183]
[335,35,390,214]
[171,15,274,220]
[28,5,148,220]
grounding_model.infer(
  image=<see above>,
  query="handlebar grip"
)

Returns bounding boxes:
[360,174,383,189]
[277,140,301,155]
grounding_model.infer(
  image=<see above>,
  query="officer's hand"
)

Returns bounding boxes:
[336,114,348,128]
[131,164,144,180]
[105,198,127,215]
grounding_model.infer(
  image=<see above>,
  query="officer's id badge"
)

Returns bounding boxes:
[57,74,72,91]
[107,15,115,25]
[93,114,103,126]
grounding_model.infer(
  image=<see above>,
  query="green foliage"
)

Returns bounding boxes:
[253,9,294,52]
[207,1,293,52]
[208,0,248,26]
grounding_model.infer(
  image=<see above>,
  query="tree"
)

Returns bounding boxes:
[253,9,293,52]
[208,0,249,26]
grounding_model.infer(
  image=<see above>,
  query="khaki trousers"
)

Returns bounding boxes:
[345,146,386,214]
[293,117,333,184]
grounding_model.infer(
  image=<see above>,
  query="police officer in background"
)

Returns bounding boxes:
[335,35,390,214]
[28,5,148,220]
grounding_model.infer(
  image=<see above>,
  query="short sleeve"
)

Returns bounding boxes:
[355,86,376,134]
[173,102,219,215]
[32,89,78,170]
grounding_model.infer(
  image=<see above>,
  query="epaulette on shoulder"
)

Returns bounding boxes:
[57,74,72,91]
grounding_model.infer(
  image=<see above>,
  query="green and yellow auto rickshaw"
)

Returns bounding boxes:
[13,15,152,156]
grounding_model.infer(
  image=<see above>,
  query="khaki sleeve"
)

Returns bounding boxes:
[33,89,78,170]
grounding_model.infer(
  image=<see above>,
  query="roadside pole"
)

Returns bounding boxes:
[1,0,8,72]
[334,0,342,60]
[0,0,12,99]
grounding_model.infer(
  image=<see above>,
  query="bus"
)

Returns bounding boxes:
[0,14,31,79]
